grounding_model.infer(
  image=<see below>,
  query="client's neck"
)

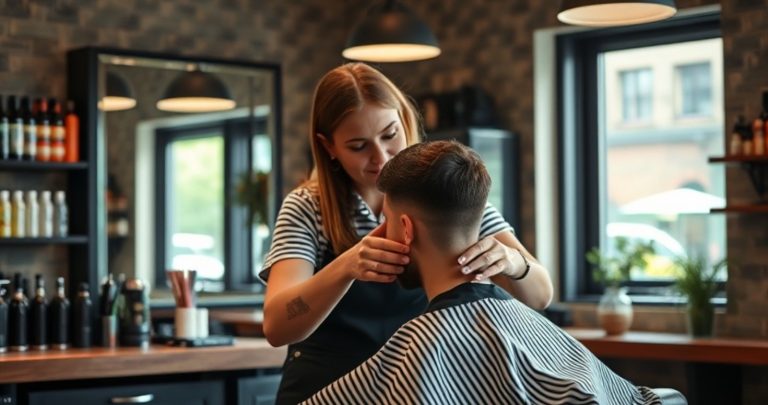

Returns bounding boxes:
[412,239,488,301]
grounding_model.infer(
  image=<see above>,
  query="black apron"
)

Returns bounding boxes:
[275,253,427,405]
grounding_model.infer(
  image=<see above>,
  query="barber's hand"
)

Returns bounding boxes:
[458,235,520,281]
[344,222,410,283]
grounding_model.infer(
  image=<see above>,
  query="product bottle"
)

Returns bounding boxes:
[72,282,92,348]
[39,190,53,238]
[729,116,743,156]
[7,96,23,161]
[48,99,65,163]
[25,190,39,238]
[0,279,8,353]
[48,276,69,350]
[64,100,79,163]
[19,97,36,161]
[11,190,25,238]
[53,190,68,237]
[29,274,47,350]
[8,273,28,351]
[35,98,51,162]
[0,94,8,160]
[0,190,10,237]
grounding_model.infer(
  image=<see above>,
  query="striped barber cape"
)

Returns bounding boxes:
[303,283,660,405]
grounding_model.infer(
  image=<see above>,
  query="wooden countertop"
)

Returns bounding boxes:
[0,338,286,384]
[566,328,768,365]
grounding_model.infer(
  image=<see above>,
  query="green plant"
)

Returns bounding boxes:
[234,170,269,225]
[586,237,655,287]
[673,255,724,308]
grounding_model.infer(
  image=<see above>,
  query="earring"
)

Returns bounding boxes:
[330,157,341,172]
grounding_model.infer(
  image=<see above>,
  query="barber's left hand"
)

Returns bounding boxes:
[458,236,517,281]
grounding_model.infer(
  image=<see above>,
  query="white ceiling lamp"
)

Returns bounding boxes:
[343,0,440,63]
[156,70,236,113]
[558,0,677,27]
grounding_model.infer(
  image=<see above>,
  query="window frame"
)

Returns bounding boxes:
[155,117,269,292]
[556,12,722,303]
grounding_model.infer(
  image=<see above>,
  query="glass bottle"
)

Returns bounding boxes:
[0,190,10,237]
[39,190,53,238]
[25,190,39,238]
[8,273,29,351]
[29,274,47,350]
[11,190,25,238]
[54,190,68,237]
[48,277,69,350]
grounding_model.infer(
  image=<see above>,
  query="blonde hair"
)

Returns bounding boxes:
[307,63,422,255]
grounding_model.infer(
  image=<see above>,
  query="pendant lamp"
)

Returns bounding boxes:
[99,71,136,112]
[343,0,440,63]
[156,70,236,113]
[558,0,677,27]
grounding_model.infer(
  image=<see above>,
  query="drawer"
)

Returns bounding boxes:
[28,380,224,405]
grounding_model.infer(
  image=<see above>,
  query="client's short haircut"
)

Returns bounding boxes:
[377,140,491,241]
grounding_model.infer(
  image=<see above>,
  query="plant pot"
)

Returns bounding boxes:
[597,286,633,335]
[687,302,714,337]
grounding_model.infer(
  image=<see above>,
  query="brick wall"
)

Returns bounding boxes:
[1,0,766,401]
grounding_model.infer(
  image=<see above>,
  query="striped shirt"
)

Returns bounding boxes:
[261,185,512,280]
[304,283,661,405]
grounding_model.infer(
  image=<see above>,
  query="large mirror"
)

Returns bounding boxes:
[77,48,281,302]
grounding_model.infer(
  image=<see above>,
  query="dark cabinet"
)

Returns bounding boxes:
[28,380,224,405]
[237,374,281,405]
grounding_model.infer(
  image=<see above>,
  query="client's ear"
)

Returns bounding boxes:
[401,214,414,245]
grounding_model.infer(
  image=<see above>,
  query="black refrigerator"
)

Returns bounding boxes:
[425,127,520,233]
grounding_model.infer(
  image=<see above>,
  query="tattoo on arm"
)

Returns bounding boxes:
[286,296,310,320]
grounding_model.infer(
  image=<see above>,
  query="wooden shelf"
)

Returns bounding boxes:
[0,160,88,171]
[710,205,768,214]
[566,327,768,365]
[708,155,768,164]
[0,235,89,244]
[709,155,768,198]
[0,337,285,384]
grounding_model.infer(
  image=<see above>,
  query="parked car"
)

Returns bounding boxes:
[606,222,686,279]
[170,233,225,281]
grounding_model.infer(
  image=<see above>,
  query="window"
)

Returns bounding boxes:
[156,118,273,292]
[557,13,725,302]
[620,68,653,122]
[677,62,712,116]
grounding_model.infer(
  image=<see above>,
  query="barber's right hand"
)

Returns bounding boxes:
[344,222,410,283]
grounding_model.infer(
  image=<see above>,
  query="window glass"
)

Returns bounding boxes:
[600,38,725,282]
[620,68,653,123]
[251,134,272,278]
[167,135,225,291]
[677,62,712,117]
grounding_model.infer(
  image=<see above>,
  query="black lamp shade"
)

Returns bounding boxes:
[99,71,136,112]
[343,0,440,63]
[156,70,236,113]
[558,0,677,27]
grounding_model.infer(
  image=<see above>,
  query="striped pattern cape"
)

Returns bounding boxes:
[304,284,661,405]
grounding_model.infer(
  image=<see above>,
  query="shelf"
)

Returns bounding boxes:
[709,155,768,197]
[0,235,89,244]
[0,160,88,171]
[710,205,768,214]
[708,155,768,164]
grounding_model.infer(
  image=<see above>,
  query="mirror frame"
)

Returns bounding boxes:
[67,47,282,305]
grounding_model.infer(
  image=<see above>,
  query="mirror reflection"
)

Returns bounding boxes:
[97,52,280,296]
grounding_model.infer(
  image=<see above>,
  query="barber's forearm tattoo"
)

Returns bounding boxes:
[286,296,310,320]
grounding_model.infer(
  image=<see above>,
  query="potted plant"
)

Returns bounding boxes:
[672,255,725,337]
[586,237,654,335]
[234,170,270,226]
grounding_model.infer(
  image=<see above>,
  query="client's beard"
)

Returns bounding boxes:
[397,262,422,290]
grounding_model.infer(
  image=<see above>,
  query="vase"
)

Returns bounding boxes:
[686,302,714,337]
[597,286,633,335]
